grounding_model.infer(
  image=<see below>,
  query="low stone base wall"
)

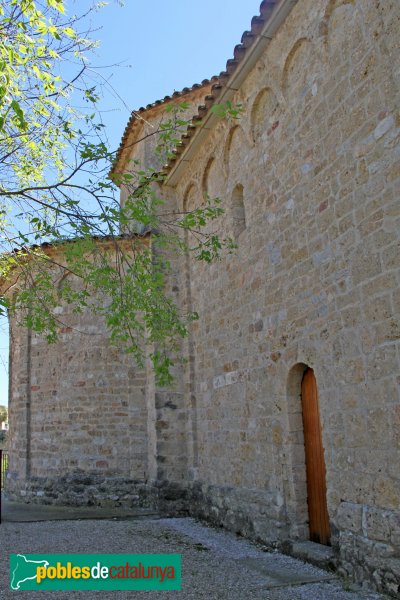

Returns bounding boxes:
[5,473,191,516]
[5,471,157,509]
[336,502,400,598]
[185,481,289,547]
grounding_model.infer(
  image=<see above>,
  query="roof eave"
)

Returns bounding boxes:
[110,81,216,177]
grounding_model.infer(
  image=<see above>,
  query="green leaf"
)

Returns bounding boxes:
[11,99,28,129]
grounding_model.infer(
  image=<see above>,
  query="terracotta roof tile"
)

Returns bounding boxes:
[111,77,219,174]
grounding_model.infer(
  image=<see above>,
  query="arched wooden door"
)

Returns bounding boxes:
[301,368,331,545]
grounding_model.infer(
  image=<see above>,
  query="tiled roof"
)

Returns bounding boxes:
[112,0,282,177]
[1,234,151,292]
[111,77,219,174]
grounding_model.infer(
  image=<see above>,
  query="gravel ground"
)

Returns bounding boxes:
[0,517,386,599]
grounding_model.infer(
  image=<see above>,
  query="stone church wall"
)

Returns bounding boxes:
[170,0,400,595]
[6,247,152,507]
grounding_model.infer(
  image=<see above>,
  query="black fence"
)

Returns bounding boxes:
[0,449,7,524]
[0,450,7,490]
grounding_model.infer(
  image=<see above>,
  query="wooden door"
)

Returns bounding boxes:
[301,368,331,545]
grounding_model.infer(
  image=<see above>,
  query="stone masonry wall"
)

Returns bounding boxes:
[6,250,150,508]
[169,0,400,595]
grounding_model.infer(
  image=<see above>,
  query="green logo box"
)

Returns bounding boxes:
[10,553,181,591]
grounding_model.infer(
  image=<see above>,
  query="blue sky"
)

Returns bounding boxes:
[0,0,262,405]
[92,0,261,146]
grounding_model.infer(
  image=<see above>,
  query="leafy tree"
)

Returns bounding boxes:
[0,405,7,423]
[0,0,239,384]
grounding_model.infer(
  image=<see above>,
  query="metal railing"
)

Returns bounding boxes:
[0,449,8,524]
[0,450,8,490]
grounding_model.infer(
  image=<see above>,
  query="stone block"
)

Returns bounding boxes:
[337,502,363,534]
[366,506,392,543]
